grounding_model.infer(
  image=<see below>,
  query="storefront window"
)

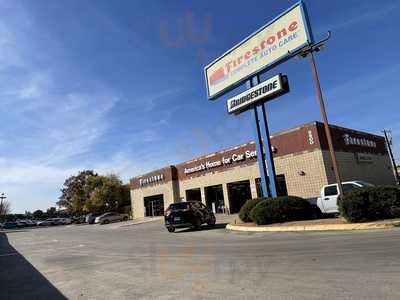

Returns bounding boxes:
[255,175,288,197]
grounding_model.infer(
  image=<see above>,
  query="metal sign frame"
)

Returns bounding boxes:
[204,1,314,100]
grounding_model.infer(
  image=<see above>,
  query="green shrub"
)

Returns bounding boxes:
[239,198,264,222]
[338,185,400,222]
[249,196,315,225]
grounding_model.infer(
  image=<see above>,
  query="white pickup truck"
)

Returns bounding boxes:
[311,181,374,214]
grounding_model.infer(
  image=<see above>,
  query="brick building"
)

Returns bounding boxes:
[130,121,396,219]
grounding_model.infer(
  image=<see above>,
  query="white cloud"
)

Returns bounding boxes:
[0,150,163,213]
[317,2,399,34]
[140,87,184,112]
[0,2,129,213]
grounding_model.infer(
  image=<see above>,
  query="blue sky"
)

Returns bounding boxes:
[1,0,399,213]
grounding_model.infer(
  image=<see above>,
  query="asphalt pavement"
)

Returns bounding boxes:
[1,218,400,299]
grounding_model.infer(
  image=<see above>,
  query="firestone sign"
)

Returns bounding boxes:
[204,2,312,99]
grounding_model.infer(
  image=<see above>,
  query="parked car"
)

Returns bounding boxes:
[15,219,36,227]
[72,215,86,224]
[164,201,216,232]
[59,217,73,225]
[314,181,374,214]
[24,219,37,226]
[85,212,102,224]
[1,221,18,229]
[51,218,64,225]
[94,212,129,225]
[37,218,58,226]
[15,220,28,228]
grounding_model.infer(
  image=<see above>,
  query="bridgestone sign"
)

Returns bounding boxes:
[227,74,289,115]
[204,2,312,99]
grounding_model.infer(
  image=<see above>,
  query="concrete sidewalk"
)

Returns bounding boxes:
[226,218,400,232]
[119,217,163,227]
[215,213,239,224]
[101,217,163,229]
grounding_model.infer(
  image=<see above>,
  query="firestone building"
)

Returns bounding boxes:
[130,121,396,219]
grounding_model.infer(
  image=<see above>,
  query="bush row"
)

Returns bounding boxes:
[339,185,400,222]
[238,185,400,225]
[239,196,317,225]
[238,198,263,223]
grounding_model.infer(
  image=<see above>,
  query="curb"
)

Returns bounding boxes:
[226,220,400,232]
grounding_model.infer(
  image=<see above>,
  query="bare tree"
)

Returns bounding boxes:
[0,199,11,216]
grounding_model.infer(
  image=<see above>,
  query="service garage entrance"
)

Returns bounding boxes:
[205,184,225,213]
[186,188,201,202]
[227,180,252,214]
[144,194,164,217]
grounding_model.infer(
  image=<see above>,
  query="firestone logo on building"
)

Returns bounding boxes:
[139,174,165,186]
[343,134,377,148]
[209,21,299,86]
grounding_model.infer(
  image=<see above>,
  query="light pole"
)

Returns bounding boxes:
[293,32,344,197]
[0,193,6,215]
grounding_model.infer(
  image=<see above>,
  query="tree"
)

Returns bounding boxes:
[120,184,131,207]
[46,207,57,217]
[57,170,97,213]
[0,199,11,216]
[84,174,130,213]
[33,209,45,219]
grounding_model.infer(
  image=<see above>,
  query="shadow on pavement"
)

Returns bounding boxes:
[175,223,228,233]
[0,232,67,299]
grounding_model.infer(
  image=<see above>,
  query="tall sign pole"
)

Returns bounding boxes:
[247,76,278,198]
[249,77,270,197]
[258,101,278,198]
[307,49,343,196]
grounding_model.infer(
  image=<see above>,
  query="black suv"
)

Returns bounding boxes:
[164,201,216,232]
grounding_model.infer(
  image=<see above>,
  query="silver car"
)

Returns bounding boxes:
[37,219,56,226]
[94,212,129,225]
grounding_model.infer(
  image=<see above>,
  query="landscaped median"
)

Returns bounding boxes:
[230,185,400,232]
[226,217,400,232]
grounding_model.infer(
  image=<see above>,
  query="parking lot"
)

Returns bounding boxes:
[1,219,400,299]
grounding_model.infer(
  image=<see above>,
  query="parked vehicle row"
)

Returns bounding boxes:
[0,217,74,229]
[80,212,128,225]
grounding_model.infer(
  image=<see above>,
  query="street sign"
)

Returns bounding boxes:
[205,2,312,100]
[227,74,289,115]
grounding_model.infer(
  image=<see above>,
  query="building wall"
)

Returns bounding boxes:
[130,150,396,218]
[274,149,329,198]
[178,163,259,212]
[129,122,397,219]
[131,181,177,219]
[322,151,396,185]
[176,148,337,206]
